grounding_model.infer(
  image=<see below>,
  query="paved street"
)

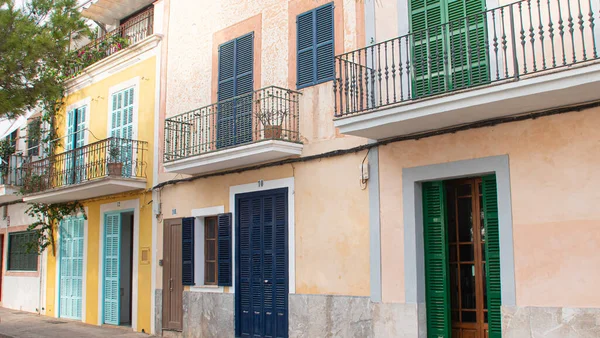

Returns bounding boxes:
[0,307,152,338]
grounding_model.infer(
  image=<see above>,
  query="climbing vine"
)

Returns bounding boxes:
[24,202,86,256]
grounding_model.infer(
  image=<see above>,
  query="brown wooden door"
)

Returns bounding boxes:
[0,234,3,302]
[446,178,489,338]
[162,220,183,331]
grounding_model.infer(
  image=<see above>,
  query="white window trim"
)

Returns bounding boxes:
[65,97,91,146]
[189,206,225,293]
[229,177,296,295]
[107,77,140,141]
[54,208,88,322]
[97,199,140,330]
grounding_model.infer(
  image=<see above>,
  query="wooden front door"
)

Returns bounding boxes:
[446,178,488,338]
[0,234,3,302]
[162,220,183,331]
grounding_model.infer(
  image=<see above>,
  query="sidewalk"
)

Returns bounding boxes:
[0,307,152,338]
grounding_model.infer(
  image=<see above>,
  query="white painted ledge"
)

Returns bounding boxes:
[164,140,303,175]
[334,61,600,140]
[0,185,22,204]
[22,177,147,204]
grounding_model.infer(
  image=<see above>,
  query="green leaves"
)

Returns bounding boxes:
[0,0,89,118]
[25,201,86,255]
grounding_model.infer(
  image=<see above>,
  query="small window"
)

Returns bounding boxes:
[8,231,38,271]
[296,3,335,89]
[27,118,42,157]
[204,216,218,285]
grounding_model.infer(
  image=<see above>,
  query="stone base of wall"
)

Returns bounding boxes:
[175,292,600,338]
[182,291,234,338]
[155,289,162,336]
[503,306,600,338]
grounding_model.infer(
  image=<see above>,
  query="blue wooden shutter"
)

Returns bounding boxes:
[103,213,121,325]
[297,3,334,89]
[181,217,195,286]
[315,4,334,83]
[217,212,232,286]
[482,174,502,338]
[297,11,314,88]
[235,34,254,145]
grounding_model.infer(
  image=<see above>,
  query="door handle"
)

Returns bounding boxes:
[169,278,173,291]
[264,280,269,284]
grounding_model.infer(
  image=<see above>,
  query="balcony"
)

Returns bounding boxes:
[164,86,303,175]
[22,138,148,204]
[68,6,154,77]
[333,0,600,140]
[0,155,30,203]
[80,0,155,25]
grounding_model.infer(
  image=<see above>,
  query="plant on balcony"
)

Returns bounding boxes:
[0,138,16,183]
[107,145,123,176]
[21,172,48,194]
[256,108,288,140]
[24,202,86,256]
[68,34,130,78]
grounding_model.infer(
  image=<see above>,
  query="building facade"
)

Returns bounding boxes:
[156,0,600,337]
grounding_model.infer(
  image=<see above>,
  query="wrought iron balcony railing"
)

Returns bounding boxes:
[68,6,154,77]
[21,138,148,195]
[0,154,31,187]
[334,0,599,116]
[164,86,301,163]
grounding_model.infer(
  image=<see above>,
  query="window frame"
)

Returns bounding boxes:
[203,216,218,285]
[296,2,335,89]
[7,231,39,272]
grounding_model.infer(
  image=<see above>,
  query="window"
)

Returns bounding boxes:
[8,231,38,271]
[204,216,218,285]
[296,3,335,89]
[27,118,42,157]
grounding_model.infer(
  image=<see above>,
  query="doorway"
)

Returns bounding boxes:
[0,234,3,303]
[102,211,134,326]
[235,188,289,338]
[162,219,183,331]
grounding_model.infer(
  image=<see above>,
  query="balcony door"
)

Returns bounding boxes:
[410,0,489,98]
[217,33,254,149]
[110,87,135,177]
[66,107,86,185]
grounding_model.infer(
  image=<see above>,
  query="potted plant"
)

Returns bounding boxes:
[107,146,123,176]
[257,108,287,139]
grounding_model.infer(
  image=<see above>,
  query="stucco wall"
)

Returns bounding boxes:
[159,151,370,296]
[379,107,600,307]
[2,276,41,313]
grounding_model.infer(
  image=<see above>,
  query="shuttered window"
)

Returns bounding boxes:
[217,213,232,286]
[296,3,335,89]
[422,181,451,337]
[409,0,488,98]
[482,175,502,338]
[7,231,38,271]
[181,217,195,286]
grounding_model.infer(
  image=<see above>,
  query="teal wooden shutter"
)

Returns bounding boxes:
[482,174,501,338]
[217,212,232,286]
[181,217,195,286]
[110,88,135,177]
[422,181,451,338]
[104,213,121,325]
[59,218,84,320]
[297,3,334,89]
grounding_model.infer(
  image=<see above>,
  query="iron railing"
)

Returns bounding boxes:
[21,138,148,195]
[334,0,600,116]
[0,155,32,187]
[68,6,154,77]
[164,86,301,163]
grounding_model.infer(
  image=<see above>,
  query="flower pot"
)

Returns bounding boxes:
[108,162,123,176]
[264,124,283,139]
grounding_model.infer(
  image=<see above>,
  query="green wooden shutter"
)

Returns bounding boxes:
[315,3,334,83]
[297,11,315,88]
[482,174,501,338]
[104,213,121,325]
[410,0,446,98]
[297,3,334,89]
[422,181,451,338]
[181,217,195,286]
[447,0,489,89]
[217,212,232,286]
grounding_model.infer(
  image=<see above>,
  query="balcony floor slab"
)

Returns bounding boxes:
[22,177,147,204]
[334,61,600,140]
[164,140,304,175]
[0,185,22,204]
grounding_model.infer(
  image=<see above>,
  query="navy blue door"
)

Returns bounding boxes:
[236,188,288,338]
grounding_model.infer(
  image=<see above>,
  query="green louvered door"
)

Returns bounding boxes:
[110,87,135,177]
[410,0,489,98]
[482,175,501,338]
[422,181,451,338]
[66,107,86,185]
[103,213,121,325]
[59,218,84,320]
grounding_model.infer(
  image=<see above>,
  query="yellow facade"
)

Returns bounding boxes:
[44,56,157,333]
